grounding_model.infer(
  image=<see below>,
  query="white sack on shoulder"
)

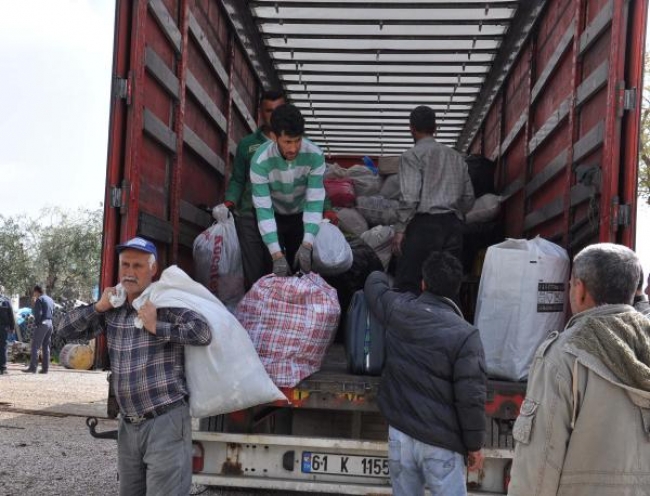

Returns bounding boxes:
[312,221,353,276]
[133,266,287,418]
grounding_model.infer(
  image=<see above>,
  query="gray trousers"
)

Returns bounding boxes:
[118,403,192,496]
[28,322,52,372]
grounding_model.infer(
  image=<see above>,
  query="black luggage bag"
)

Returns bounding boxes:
[344,290,386,375]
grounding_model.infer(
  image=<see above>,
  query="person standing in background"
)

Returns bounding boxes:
[0,285,16,375]
[23,284,54,374]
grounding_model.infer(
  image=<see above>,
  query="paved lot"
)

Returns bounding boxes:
[0,363,315,496]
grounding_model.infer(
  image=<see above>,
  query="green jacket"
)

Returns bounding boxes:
[225,128,269,214]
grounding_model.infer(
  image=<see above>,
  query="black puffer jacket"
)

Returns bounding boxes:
[364,271,486,455]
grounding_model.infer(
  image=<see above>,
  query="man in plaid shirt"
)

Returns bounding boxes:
[56,237,211,496]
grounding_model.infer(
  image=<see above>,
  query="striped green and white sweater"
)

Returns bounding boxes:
[250,138,326,255]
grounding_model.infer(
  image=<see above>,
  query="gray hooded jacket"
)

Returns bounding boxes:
[508,304,650,496]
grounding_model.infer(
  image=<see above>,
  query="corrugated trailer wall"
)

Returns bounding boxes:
[99,0,261,366]
[467,0,646,257]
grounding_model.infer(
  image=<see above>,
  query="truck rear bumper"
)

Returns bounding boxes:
[191,431,512,495]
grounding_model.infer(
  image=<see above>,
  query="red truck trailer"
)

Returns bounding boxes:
[94,0,647,494]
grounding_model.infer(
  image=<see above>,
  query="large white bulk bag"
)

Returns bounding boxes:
[132,266,286,418]
[474,237,570,381]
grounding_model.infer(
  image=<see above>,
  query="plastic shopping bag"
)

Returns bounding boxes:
[193,205,245,310]
[133,266,287,418]
[312,221,353,276]
[324,177,356,208]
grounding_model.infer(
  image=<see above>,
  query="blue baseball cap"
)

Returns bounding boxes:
[116,237,158,259]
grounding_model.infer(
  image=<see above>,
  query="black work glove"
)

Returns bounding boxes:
[272,256,292,277]
[295,244,313,273]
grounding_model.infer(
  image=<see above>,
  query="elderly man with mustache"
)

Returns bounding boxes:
[56,237,211,496]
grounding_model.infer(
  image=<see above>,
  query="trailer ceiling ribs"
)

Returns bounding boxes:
[240,0,543,156]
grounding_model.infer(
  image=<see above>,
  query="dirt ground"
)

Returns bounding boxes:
[0,363,326,496]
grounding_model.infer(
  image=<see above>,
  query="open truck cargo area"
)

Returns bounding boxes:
[99,0,648,494]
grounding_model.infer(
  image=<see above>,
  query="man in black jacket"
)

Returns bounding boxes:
[365,251,486,496]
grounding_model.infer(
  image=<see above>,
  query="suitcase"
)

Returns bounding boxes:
[344,290,386,375]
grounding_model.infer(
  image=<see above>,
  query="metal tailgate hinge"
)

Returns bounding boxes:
[623,88,637,111]
[110,179,129,213]
[114,74,132,105]
[612,197,631,228]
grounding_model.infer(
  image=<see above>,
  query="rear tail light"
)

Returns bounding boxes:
[192,441,204,473]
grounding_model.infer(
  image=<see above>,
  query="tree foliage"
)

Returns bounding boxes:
[639,54,650,203]
[0,206,102,302]
[0,215,36,296]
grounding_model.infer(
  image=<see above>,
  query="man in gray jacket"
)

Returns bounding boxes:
[509,243,650,496]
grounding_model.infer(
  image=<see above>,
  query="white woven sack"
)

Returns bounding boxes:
[356,196,399,227]
[312,221,353,276]
[347,165,382,197]
[466,194,502,224]
[360,225,394,270]
[192,206,245,311]
[379,174,400,200]
[133,266,287,418]
[336,208,369,236]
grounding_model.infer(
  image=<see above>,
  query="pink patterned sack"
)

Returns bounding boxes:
[235,273,341,388]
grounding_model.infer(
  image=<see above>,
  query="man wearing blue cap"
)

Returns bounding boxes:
[57,237,211,496]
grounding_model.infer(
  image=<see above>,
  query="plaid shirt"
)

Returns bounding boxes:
[57,302,211,417]
[396,136,475,233]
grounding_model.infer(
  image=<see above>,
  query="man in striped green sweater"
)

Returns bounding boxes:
[250,103,325,276]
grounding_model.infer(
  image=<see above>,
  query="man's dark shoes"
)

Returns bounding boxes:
[38,370,48,374]
[0,369,6,375]
[21,369,36,374]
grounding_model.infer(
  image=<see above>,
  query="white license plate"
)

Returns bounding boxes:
[301,451,389,478]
